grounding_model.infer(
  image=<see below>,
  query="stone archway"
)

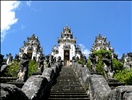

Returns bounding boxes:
[64,50,70,66]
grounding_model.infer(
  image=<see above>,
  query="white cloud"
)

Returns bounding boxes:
[1,1,21,42]
[79,44,91,58]
[26,1,32,7]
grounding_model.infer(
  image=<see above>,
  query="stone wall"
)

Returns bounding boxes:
[72,62,132,100]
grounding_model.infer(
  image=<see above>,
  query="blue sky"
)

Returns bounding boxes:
[1,1,132,59]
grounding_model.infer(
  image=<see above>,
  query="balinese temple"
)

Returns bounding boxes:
[19,34,43,61]
[51,26,83,66]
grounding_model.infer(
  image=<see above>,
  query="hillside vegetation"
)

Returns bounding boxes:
[86,49,132,85]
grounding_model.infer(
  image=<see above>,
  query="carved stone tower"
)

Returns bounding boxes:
[91,34,114,52]
[19,34,43,61]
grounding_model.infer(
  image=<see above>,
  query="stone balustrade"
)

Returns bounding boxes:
[72,62,132,100]
[0,62,62,100]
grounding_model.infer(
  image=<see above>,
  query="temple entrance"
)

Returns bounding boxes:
[64,50,70,66]
[27,52,32,59]
[27,47,33,59]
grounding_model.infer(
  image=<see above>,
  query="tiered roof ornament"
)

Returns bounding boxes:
[58,26,76,43]
[19,34,43,61]
[76,45,82,54]
[91,33,114,52]
[51,45,58,56]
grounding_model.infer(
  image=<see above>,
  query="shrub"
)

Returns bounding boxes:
[114,68,132,85]
[87,59,91,70]
[28,60,37,77]
[112,58,124,72]
[4,61,19,77]
[93,49,112,57]
[78,58,84,64]
[3,60,37,77]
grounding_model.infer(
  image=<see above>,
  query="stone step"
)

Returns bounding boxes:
[49,97,89,100]
[0,77,17,83]
[6,82,24,88]
[56,80,80,84]
[51,87,84,92]
[52,85,82,89]
[50,93,87,95]
[48,67,89,100]
[50,90,85,93]
[49,94,88,98]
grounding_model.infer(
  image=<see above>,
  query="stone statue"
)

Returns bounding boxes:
[113,53,118,60]
[56,56,63,68]
[49,55,54,66]
[17,53,29,82]
[124,52,132,70]
[82,56,87,67]
[6,53,13,65]
[14,54,20,62]
[102,52,114,80]
[76,56,79,61]
[89,53,96,72]
[120,53,125,63]
[0,54,4,67]
[0,54,8,76]
[53,57,56,64]
[44,55,50,68]
[72,56,76,62]
[72,56,76,67]
[37,54,44,73]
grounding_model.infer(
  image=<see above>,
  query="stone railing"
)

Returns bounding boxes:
[0,62,62,100]
[72,62,132,100]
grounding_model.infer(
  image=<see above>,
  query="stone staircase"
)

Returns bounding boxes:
[48,67,89,100]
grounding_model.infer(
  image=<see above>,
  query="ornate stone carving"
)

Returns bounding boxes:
[37,54,44,73]
[122,52,132,70]
[89,53,97,72]
[91,34,114,53]
[44,55,50,68]
[19,34,44,61]
[102,52,114,80]
[17,53,29,82]
[6,53,13,65]
[14,54,20,61]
